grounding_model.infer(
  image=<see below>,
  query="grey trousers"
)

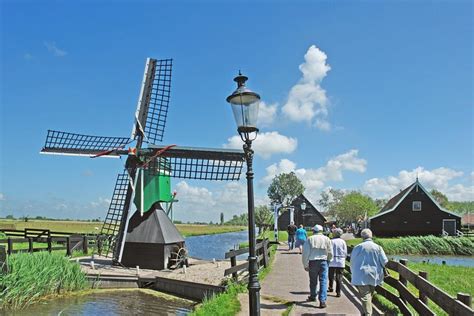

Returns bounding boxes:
[356,285,375,316]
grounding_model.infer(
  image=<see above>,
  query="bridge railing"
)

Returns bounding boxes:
[223,238,273,280]
[344,257,473,316]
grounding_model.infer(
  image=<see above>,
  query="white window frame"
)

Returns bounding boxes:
[412,201,422,211]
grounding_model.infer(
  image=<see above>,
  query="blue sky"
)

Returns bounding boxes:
[1,0,472,222]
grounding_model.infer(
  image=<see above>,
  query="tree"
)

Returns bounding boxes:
[318,188,345,218]
[220,212,224,225]
[430,189,449,208]
[255,205,273,234]
[336,191,378,223]
[267,172,305,206]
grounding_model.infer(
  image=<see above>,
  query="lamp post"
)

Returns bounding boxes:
[227,72,261,316]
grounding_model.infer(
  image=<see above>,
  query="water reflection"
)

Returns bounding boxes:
[389,255,474,267]
[185,230,248,260]
[12,291,192,316]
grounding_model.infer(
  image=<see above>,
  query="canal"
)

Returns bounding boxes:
[185,230,249,260]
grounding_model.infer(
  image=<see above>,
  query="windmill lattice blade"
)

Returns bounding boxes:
[100,171,131,257]
[146,146,245,181]
[41,130,130,157]
[132,58,172,144]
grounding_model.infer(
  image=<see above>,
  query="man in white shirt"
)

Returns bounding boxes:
[302,224,333,308]
[328,228,347,297]
[350,228,388,316]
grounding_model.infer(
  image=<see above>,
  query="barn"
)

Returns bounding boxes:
[278,194,326,230]
[369,179,461,237]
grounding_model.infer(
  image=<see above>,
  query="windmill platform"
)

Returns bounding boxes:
[76,256,245,301]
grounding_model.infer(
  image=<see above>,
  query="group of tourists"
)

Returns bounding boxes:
[287,222,388,315]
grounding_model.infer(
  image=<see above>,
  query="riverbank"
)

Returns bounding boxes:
[0,252,87,310]
[0,219,245,237]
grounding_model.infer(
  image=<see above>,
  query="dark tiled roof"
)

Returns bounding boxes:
[379,184,414,213]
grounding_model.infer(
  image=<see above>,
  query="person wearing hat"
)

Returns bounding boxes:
[328,228,347,297]
[302,224,333,308]
[350,228,388,316]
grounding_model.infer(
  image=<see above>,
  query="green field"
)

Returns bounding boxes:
[0,219,245,237]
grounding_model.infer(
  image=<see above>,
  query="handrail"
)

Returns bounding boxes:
[224,239,271,279]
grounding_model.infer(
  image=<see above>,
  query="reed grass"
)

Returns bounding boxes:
[375,236,473,255]
[0,252,87,310]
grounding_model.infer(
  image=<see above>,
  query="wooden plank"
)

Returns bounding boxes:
[385,276,434,315]
[224,247,249,259]
[224,262,249,276]
[396,264,474,316]
[375,285,412,316]
[385,260,400,272]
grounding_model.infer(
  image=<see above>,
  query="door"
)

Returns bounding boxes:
[442,219,456,236]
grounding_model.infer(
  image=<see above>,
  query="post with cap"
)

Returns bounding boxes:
[227,72,261,316]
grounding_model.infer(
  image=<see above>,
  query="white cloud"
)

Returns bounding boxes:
[223,131,297,159]
[0,193,5,201]
[362,167,473,201]
[90,197,111,209]
[258,101,278,127]
[282,45,331,130]
[262,149,367,192]
[44,41,67,57]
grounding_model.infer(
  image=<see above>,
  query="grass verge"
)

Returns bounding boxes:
[0,252,87,310]
[347,235,473,255]
[190,282,246,316]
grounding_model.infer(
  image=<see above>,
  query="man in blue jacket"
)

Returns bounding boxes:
[350,228,388,316]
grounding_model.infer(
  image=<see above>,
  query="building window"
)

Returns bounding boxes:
[412,201,422,211]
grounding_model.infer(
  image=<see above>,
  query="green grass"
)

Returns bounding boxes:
[190,282,246,316]
[0,219,245,237]
[0,252,87,310]
[347,236,473,255]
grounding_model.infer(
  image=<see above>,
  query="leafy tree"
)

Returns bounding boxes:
[5,215,14,220]
[446,201,474,215]
[336,191,378,223]
[318,188,345,218]
[225,213,248,226]
[267,172,305,206]
[255,205,273,234]
[430,189,449,208]
[220,212,224,225]
[374,199,387,209]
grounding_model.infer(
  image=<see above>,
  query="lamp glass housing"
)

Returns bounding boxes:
[227,74,260,133]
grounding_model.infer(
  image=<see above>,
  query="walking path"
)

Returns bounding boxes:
[239,243,363,315]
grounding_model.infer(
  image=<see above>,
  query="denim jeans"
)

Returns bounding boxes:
[308,260,328,302]
[288,235,295,250]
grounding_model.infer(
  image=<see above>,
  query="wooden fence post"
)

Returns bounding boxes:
[457,293,472,308]
[66,237,71,256]
[28,237,33,253]
[97,236,103,256]
[262,239,269,268]
[47,237,52,253]
[399,259,408,303]
[419,271,428,305]
[82,236,88,254]
[230,249,237,280]
[0,245,6,273]
[7,238,12,255]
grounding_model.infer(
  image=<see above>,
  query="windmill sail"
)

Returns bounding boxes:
[40,130,130,157]
[131,58,172,144]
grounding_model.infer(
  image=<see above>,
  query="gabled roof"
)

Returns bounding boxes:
[291,194,327,222]
[369,180,462,220]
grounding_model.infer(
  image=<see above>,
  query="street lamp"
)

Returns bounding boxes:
[227,72,261,316]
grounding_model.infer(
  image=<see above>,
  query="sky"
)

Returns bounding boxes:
[0,0,473,222]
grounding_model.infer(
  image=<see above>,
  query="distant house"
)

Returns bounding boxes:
[369,179,461,237]
[462,214,474,228]
[278,194,326,230]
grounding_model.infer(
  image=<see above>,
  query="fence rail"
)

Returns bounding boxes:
[0,228,109,258]
[224,239,272,280]
[344,257,473,316]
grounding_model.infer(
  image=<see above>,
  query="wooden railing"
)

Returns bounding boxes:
[223,239,272,280]
[344,257,473,316]
[0,229,109,258]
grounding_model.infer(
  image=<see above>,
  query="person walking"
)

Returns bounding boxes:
[302,224,333,308]
[287,221,297,250]
[328,228,347,297]
[295,224,307,254]
[350,228,388,316]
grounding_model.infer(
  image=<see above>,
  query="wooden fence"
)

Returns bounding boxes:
[344,257,473,316]
[0,228,108,257]
[223,239,273,280]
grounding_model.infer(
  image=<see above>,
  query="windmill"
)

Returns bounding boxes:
[41,58,245,269]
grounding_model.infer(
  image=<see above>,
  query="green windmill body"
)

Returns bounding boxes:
[133,170,173,213]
